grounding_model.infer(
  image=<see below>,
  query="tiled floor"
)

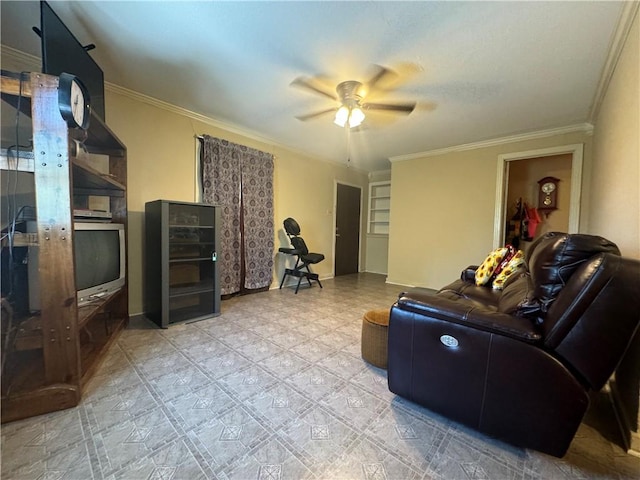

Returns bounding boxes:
[2,273,639,479]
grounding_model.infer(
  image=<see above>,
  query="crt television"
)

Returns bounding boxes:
[74,222,125,306]
[40,0,106,121]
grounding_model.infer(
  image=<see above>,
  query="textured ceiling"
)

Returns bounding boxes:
[0,1,624,172]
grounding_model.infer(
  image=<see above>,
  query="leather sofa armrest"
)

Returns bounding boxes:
[395,293,542,344]
[461,265,479,282]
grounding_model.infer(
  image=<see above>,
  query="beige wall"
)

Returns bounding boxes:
[589,10,639,454]
[365,236,389,274]
[99,90,370,315]
[590,12,639,259]
[386,10,637,290]
[387,131,592,288]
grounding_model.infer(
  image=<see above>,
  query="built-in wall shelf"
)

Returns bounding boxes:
[368,181,391,235]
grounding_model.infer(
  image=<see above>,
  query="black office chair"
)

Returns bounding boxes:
[278,218,325,294]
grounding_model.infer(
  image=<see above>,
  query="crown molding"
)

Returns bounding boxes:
[367,169,391,181]
[0,45,40,70]
[389,123,594,163]
[107,83,262,138]
[106,83,370,174]
[0,45,367,174]
[589,1,639,123]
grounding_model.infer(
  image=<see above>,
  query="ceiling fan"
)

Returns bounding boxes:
[291,65,417,128]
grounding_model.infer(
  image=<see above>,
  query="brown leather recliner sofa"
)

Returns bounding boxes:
[387,232,640,457]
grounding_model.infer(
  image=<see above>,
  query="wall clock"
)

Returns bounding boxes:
[58,72,91,130]
[537,176,560,214]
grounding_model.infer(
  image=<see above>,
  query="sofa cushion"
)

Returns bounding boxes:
[439,279,501,307]
[497,271,541,321]
[475,247,510,286]
[526,232,620,312]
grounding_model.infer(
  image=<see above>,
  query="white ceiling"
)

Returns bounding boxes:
[0,1,625,172]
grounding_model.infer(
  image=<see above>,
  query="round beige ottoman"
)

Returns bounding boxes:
[361,308,390,369]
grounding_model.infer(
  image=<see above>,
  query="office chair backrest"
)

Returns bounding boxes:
[290,236,309,256]
[283,217,301,236]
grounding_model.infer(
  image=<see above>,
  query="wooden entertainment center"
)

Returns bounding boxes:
[0,71,128,422]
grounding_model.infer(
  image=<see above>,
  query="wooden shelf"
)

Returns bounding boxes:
[13,316,44,351]
[80,315,127,387]
[1,349,45,395]
[1,382,79,424]
[2,232,38,247]
[0,70,124,157]
[1,71,129,423]
[77,290,124,329]
[0,148,35,173]
[73,157,126,194]
[6,285,125,356]
[83,111,127,156]
[0,70,32,97]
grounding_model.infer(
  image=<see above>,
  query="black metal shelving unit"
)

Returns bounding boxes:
[144,200,220,328]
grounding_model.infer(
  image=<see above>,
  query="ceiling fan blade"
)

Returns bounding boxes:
[295,107,336,121]
[365,65,398,92]
[290,77,338,101]
[362,101,417,114]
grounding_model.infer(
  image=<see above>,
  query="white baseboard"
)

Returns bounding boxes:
[364,269,388,276]
[384,278,415,288]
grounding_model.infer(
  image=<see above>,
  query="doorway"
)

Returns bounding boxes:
[335,183,361,276]
[493,144,583,249]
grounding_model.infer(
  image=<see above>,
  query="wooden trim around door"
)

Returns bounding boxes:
[493,144,584,249]
[333,181,364,276]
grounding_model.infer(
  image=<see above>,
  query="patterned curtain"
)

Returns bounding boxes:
[200,136,274,295]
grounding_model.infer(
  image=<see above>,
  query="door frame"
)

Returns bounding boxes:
[333,180,363,276]
[493,143,584,248]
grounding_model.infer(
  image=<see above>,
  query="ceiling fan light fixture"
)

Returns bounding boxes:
[334,106,350,127]
[334,105,365,128]
[349,107,365,127]
[293,69,419,129]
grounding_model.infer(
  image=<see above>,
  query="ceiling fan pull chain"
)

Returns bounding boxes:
[346,123,351,167]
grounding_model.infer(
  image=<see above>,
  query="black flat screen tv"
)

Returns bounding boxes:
[40,1,105,121]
